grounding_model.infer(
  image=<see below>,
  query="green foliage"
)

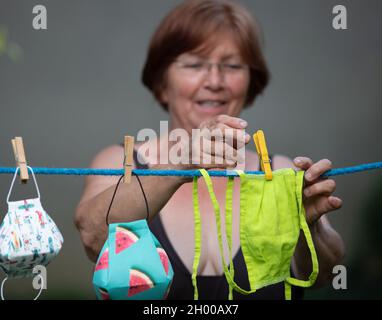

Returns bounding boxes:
[0,25,23,62]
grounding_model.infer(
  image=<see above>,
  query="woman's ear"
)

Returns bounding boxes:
[158,70,170,105]
[157,68,170,109]
[159,86,169,105]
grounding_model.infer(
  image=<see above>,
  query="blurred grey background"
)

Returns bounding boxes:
[0,0,381,299]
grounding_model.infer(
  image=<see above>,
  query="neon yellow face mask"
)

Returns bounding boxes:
[192,168,319,300]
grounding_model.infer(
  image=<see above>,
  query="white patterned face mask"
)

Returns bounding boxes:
[0,167,64,299]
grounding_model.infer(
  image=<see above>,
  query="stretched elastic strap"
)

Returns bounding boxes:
[7,166,40,204]
[199,169,256,295]
[1,275,44,300]
[284,281,292,300]
[105,173,150,226]
[286,170,319,288]
[1,277,8,300]
[191,177,202,300]
[225,176,235,300]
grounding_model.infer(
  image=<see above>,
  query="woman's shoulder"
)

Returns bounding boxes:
[90,144,124,169]
[245,149,296,171]
[272,154,296,170]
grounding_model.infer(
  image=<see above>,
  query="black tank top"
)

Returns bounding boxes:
[132,150,303,300]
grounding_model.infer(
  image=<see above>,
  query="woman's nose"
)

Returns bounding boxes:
[203,65,225,91]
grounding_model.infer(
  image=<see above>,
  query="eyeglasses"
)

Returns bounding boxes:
[174,59,249,78]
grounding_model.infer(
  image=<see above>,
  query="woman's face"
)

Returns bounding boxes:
[161,34,250,132]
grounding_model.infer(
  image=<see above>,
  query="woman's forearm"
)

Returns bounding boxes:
[74,164,187,262]
[292,217,345,287]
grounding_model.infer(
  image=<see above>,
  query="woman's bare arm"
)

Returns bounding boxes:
[74,145,187,262]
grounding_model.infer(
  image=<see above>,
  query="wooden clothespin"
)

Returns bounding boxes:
[124,135,134,184]
[253,130,273,181]
[11,136,29,183]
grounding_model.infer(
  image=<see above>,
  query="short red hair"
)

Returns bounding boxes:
[142,0,270,110]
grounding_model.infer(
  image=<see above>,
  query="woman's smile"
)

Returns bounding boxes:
[194,99,229,115]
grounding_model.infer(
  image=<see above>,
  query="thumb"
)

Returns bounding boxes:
[293,157,313,170]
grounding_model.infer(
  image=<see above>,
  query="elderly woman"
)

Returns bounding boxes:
[75,0,345,299]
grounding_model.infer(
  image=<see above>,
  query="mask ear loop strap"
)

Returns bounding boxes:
[1,275,43,300]
[191,176,202,300]
[33,274,44,300]
[105,173,150,226]
[105,175,124,226]
[225,176,235,300]
[1,277,7,300]
[199,169,256,295]
[191,173,237,300]
[285,170,319,291]
[6,166,40,204]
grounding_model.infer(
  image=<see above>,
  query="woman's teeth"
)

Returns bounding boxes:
[197,101,226,108]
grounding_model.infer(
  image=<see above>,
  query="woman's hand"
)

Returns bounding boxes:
[174,114,251,170]
[293,157,343,227]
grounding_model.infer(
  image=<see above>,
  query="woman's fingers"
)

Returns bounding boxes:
[201,115,250,144]
[294,157,333,187]
[200,122,250,148]
[294,157,342,225]
[199,139,244,166]
[328,196,343,210]
[201,115,247,131]
[304,158,332,182]
[223,128,251,148]
[196,115,250,169]
[304,179,336,197]
[198,150,237,169]
[214,115,248,130]
[293,157,314,170]
[306,195,343,225]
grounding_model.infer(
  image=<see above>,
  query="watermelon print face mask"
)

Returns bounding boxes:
[92,176,174,300]
[0,167,63,300]
[192,169,319,300]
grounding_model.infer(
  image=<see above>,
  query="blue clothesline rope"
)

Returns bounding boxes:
[0,162,381,178]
